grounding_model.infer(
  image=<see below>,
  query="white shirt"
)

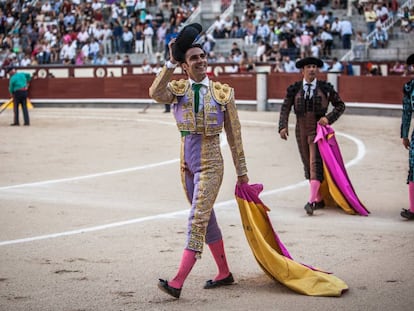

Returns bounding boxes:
[303,79,316,98]
[188,77,209,111]
[339,20,353,36]
[143,26,154,38]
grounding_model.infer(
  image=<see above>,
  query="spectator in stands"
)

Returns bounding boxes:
[122,26,134,53]
[273,59,285,72]
[89,37,101,62]
[114,53,123,65]
[314,10,329,33]
[222,15,233,38]
[282,55,299,73]
[229,24,245,39]
[156,22,168,54]
[328,57,344,72]
[94,53,108,65]
[240,50,255,72]
[75,48,86,65]
[303,0,317,19]
[207,51,218,63]
[299,30,312,58]
[320,28,334,58]
[134,23,144,54]
[255,39,267,62]
[102,24,113,55]
[390,61,406,74]
[376,2,389,23]
[339,16,353,49]
[353,30,367,59]
[59,37,76,64]
[212,15,224,33]
[256,18,271,43]
[330,16,341,43]
[364,3,378,34]
[311,39,323,58]
[243,21,255,45]
[123,54,131,64]
[372,25,388,49]
[143,23,154,56]
[113,20,123,53]
[20,54,31,67]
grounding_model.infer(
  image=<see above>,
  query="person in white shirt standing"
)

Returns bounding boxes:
[143,23,154,56]
[102,24,113,55]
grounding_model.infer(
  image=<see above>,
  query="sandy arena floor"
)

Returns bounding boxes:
[0,106,413,311]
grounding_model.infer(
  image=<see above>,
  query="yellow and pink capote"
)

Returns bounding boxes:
[235,183,349,296]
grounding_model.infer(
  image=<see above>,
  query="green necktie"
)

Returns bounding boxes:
[192,83,203,113]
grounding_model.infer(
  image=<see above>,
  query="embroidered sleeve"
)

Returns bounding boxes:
[223,90,248,176]
[148,65,176,104]
[401,80,414,138]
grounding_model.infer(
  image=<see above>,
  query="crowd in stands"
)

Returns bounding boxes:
[0,0,412,76]
[0,0,196,70]
[203,0,412,74]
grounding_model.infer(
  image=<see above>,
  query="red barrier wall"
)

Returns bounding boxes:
[1,72,412,105]
[338,75,409,104]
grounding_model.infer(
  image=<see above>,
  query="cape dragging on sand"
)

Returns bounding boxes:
[235,183,348,296]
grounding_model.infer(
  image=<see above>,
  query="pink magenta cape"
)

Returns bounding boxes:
[314,124,369,216]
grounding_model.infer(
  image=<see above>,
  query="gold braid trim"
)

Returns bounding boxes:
[211,81,232,106]
[169,79,190,96]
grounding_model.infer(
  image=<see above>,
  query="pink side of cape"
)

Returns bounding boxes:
[314,124,369,216]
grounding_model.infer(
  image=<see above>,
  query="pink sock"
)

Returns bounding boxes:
[169,249,197,289]
[208,239,230,281]
[409,182,414,213]
[309,180,321,203]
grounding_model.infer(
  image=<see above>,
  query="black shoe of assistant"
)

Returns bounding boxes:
[314,200,325,210]
[304,202,315,216]
[401,208,414,220]
[204,273,234,289]
[158,279,181,298]
[10,123,19,126]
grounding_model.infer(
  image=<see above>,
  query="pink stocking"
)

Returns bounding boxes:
[168,249,197,289]
[208,239,230,281]
[309,180,321,203]
[409,182,414,213]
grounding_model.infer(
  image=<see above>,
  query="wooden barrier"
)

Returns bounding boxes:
[1,64,412,107]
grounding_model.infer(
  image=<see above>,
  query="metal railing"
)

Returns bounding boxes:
[341,0,413,61]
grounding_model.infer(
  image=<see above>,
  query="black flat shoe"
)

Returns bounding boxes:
[304,202,315,216]
[158,279,181,298]
[10,123,19,126]
[401,208,414,220]
[314,200,325,210]
[204,273,234,289]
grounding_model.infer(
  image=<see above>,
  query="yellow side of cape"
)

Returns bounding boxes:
[320,163,356,215]
[237,196,348,296]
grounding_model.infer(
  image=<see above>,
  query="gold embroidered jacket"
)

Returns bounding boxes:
[149,65,247,176]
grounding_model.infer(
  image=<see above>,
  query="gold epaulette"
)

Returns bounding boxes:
[211,81,233,105]
[168,79,189,96]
